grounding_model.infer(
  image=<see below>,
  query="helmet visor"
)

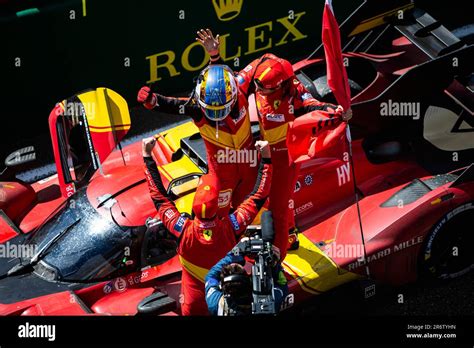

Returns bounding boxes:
[199,100,234,121]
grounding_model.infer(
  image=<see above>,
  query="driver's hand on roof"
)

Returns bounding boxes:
[196,28,220,56]
[142,137,157,157]
[255,140,271,159]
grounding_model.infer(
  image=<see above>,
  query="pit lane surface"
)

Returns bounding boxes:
[287,271,474,316]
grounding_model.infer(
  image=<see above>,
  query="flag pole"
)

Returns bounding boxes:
[346,125,370,278]
[323,0,370,278]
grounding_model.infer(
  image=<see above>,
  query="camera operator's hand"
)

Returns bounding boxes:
[142,137,156,157]
[271,245,281,265]
[255,140,271,159]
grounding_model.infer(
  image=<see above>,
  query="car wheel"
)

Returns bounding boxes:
[419,202,474,280]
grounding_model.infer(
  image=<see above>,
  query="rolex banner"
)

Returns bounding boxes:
[1,0,362,148]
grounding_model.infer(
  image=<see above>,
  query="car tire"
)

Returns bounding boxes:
[418,202,474,281]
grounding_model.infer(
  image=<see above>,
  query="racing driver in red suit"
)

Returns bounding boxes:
[200,29,351,260]
[137,30,257,216]
[142,137,272,315]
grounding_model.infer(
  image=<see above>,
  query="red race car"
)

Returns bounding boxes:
[0,1,472,315]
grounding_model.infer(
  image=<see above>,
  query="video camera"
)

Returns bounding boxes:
[232,211,277,315]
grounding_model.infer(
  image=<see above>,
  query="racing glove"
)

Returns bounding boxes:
[137,86,157,110]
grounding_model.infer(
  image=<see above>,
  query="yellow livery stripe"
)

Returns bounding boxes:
[260,123,288,145]
[257,67,272,81]
[282,234,361,294]
[88,124,131,133]
[161,122,200,152]
[349,3,414,36]
[159,155,200,181]
[179,256,209,283]
[200,116,251,150]
[77,88,131,129]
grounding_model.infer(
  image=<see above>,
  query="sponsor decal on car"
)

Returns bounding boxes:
[304,174,313,186]
[294,181,301,193]
[126,270,149,287]
[237,74,245,85]
[296,201,313,215]
[113,277,128,292]
[336,162,350,186]
[424,202,473,262]
[103,282,113,294]
[347,236,424,271]
[301,92,312,101]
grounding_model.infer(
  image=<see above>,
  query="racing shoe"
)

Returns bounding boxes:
[287,227,300,250]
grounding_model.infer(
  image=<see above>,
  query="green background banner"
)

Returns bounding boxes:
[1,0,361,139]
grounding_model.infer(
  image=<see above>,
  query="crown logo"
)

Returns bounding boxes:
[212,0,243,21]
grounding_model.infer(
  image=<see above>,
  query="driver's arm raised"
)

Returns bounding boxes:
[227,140,272,237]
[142,137,189,238]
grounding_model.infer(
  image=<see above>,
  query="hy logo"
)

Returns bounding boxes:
[212,0,243,21]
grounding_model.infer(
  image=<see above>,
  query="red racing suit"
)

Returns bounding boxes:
[143,155,272,315]
[237,53,343,260]
[151,90,256,216]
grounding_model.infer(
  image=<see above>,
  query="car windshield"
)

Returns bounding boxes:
[23,188,140,282]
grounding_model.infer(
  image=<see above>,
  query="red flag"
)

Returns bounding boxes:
[287,111,346,163]
[322,0,351,110]
[287,0,351,164]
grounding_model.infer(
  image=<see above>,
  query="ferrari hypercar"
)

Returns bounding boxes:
[0,0,472,315]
